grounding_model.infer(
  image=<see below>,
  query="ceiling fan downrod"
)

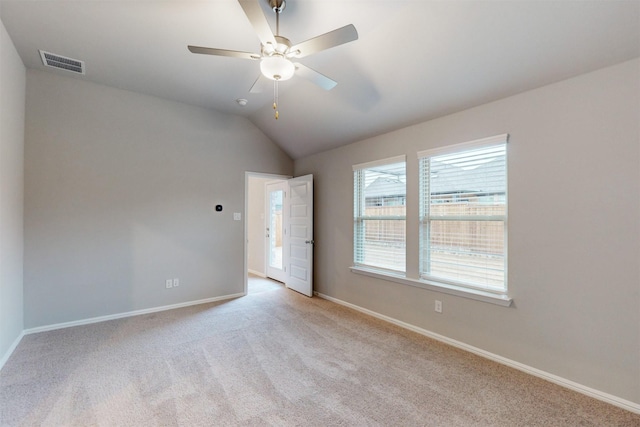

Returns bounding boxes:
[269,0,285,120]
[269,0,285,36]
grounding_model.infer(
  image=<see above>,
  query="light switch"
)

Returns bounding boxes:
[233,212,241,221]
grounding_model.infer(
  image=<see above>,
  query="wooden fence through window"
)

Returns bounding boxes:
[364,203,505,254]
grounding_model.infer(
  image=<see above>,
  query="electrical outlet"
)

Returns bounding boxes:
[435,300,442,313]
[173,278,180,287]
[165,279,173,289]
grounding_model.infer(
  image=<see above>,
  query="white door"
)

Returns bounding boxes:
[285,175,314,297]
[266,181,287,283]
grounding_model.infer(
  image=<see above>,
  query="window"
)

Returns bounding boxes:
[353,157,406,273]
[418,135,508,293]
[351,135,510,304]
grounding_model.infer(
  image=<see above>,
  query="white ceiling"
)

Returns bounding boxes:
[1,0,639,159]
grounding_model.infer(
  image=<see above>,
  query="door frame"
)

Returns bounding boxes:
[244,171,291,295]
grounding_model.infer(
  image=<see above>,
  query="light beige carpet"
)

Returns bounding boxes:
[1,279,638,426]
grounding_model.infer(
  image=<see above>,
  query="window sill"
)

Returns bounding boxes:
[349,266,513,307]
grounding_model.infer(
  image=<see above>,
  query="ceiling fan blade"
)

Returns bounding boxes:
[238,0,277,48]
[294,63,337,91]
[188,45,260,60]
[249,74,271,93]
[289,24,358,58]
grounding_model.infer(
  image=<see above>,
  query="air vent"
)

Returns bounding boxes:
[39,50,85,74]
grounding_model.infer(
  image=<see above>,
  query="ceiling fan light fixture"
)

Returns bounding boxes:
[260,55,295,81]
[188,0,359,121]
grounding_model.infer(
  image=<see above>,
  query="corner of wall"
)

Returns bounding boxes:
[0,18,26,368]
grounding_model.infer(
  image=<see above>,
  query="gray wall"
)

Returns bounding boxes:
[294,59,640,404]
[24,70,293,328]
[0,19,25,363]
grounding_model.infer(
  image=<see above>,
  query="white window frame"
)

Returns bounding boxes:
[353,156,407,275]
[350,136,512,307]
[418,134,509,295]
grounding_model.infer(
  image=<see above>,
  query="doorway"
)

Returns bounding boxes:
[245,173,289,295]
[266,181,287,283]
[244,172,314,297]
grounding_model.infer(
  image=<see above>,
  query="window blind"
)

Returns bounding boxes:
[419,138,507,292]
[354,160,406,273]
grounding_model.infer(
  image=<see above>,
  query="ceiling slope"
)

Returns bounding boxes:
[1,0,639,159]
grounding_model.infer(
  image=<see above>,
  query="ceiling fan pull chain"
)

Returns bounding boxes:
[273,79,279,120]
[273,79,276,110]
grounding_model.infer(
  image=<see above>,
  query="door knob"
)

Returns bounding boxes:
[305,240,315,244]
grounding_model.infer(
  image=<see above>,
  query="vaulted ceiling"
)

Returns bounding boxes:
[2,0,639,159]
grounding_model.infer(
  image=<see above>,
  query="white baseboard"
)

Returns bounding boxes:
[24,293,244,335]
[314,291,640,415]
[248,269,266,278]
[0,331,25,371]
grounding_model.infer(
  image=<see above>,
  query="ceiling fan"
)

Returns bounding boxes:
[188,0,358,118]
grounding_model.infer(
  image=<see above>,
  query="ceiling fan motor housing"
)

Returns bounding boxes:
[262,35,292,57]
